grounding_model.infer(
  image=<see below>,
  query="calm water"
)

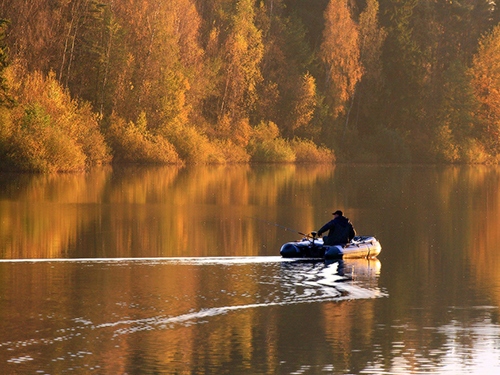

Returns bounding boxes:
[1,164,500,374]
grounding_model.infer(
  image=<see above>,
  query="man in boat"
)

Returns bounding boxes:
[317,210,356,246]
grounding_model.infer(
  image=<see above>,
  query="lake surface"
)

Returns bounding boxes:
[1,164,500,374]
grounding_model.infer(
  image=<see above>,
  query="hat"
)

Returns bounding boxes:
[332,210,343,216]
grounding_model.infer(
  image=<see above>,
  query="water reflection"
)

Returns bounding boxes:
[2,164,500,374]
[362,306,500,374]
[0,164,338,259]
[0,257,383,374]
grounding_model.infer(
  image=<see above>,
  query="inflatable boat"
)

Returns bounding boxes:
[280,232,381,260]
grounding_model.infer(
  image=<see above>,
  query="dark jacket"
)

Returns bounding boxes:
[318,216,356,245]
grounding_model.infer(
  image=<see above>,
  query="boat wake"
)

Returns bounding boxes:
[97,259,386,336]
[0,258,386,364]
[0,255,291,264]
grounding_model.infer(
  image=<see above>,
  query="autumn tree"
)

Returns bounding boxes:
[219,0,263,126]
[96,5,121,117]
[156,0,204,130]
[253,0,287,128]
[469,23,500,155]
[0,0,64,73]
[320,0,362,121]
[0,19,13,107]
[109,0,203,130]
[202,0,263,146]
[2,67,110,172]
[0,19,13,166]
[289,72,317,138]
[3,0,500,164]
[59,1,108,103]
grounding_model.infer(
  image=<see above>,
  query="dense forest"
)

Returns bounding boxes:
[1,0,500,171]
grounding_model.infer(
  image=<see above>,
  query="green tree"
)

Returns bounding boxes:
[426,0,496,160]
[379,0,421,123]
[254,0,316,138]
[433,61,481,162]
[355,0,386,135]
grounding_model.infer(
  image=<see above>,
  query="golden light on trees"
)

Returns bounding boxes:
[320,0,362,118]
[470,24,500,151]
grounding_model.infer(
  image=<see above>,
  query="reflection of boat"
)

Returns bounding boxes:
[278,258,384,300]
[280,233,381,260]
[335,258,381,278]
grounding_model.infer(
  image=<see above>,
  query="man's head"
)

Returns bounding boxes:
[332,210,343,217]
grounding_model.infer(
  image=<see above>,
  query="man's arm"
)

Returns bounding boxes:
[318,221,333,237]
[348,223,356,241]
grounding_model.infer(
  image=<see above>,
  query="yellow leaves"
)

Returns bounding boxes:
[291,138,335,163]
[1,64,110,172]
[359,0,386,83]
[167,0,204,67]
[233,33,249,55]
[0,106,12,142]
[291,72,317,133]
[166,123,225,164]
[107,113,181,164]
[216,115,253,148]
[160,70,190,128]
[470,23,500,143]
[9,104,87,172]
[432,124,459,163]
[219,0,264,121]
[248,121,295,162]
[320,0,362,117]
[253,120,280,142]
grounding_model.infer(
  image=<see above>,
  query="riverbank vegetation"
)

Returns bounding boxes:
[1,0,500,171]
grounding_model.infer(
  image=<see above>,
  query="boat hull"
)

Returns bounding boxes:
[280,235,381,259]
